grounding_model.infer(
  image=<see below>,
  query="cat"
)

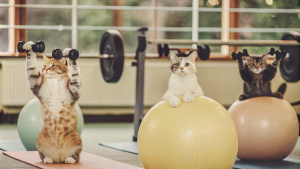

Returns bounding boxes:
[162,51,204,107]
[23,41,82,164]
[232,48,286,101]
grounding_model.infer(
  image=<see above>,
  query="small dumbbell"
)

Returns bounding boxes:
[17,41,45,53]
[52,49,79,60]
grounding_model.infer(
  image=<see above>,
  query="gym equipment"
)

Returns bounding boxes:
[132,27,148,141]
[17,41,45,53]
[149,33,300,82]
[138,96,238,169]
[157,44,210,60]
[280,32,300,82]
[228,97,299,161]
[17,98,84,151]
[52,48,80,60]
[3,151,142,169]
[99,30,125,83]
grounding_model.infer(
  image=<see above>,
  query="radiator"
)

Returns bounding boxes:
[0,59,169,108]
[2,59,299,114]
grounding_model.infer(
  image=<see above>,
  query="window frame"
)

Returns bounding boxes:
[3,0,291,59]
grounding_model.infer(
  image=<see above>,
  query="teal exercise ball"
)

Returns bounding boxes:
[17,98,84,151]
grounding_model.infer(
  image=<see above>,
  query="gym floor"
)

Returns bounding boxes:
[0,123,143,168]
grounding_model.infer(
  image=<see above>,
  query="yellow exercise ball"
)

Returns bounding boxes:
[228,97,299,161]
[138,96,238,169]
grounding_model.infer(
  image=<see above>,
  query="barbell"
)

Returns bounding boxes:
[98,31,300,83]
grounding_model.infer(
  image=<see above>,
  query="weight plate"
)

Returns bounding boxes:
[99,30,125,83]
[280,32,300,82]
[164,44,169,56]
[157,44,163,57]
[197,44,210,60]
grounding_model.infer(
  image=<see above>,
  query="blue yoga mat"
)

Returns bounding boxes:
[100,142,138,155]
[100,142,300,169]
[0,141,26,151]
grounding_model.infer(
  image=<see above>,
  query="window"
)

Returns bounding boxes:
[0,0,299,58]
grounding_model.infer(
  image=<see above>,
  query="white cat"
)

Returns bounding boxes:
[163,51,204,107]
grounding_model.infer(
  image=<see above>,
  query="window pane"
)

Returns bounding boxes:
[27,8,72,26]
[0,29,8,52]
[239,0,300,54]
[0,3,8,52]
[77,30,105,54]
[28,30,72,53]
[78,10,113,26]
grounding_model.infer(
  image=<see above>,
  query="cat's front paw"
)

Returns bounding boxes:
[43,157,53,164]
[23,41,34,51]
[275,50,286,60]
[183,93,194,103]
[63,48,73,56]
[169,96,181,108]
[65,157,76,164]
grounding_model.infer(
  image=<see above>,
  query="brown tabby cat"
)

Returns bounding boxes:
[232,48,286,101]
[23,42,82,164]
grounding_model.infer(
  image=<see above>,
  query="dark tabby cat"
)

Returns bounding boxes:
[232,48,286,101]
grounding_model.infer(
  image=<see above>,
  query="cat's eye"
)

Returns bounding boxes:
[174,63,179,66]
[43,65,46,68]
[51,64,55,67]
[185,63,189,66]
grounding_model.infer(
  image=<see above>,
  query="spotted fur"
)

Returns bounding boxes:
[162,51,204,107]
[24,42,82,164]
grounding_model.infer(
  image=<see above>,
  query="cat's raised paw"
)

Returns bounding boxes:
[23,41,34,51]
[43,157,53,164]
[183,93,194,103]
[63,48,73,57]
[169,96,181,108]
[65,157,76,164]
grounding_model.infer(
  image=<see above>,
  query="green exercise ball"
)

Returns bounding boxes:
[17,98,84,151]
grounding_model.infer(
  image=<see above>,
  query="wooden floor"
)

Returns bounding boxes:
[0,123,143,168]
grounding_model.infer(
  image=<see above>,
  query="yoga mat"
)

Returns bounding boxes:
[233,158,300,169]
[100,142,138,154]
[3,151,142,169]
[99,142,300,169]
[0,141,26,151]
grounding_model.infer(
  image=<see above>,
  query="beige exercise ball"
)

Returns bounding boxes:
[228,97,299,161]
[138,96,238,169]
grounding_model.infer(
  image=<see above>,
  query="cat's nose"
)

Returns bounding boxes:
[180,67,184,70]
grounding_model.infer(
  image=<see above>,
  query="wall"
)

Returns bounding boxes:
[1,58,300,114]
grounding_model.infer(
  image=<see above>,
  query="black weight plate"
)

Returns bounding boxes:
[197,44,210,60]
[164,44,169,56]
[157,44,163,57]
[280,33,300,82]
[99,30,124,83]
[17,41,25,53]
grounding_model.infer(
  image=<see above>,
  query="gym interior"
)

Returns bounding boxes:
[1,0,300,168]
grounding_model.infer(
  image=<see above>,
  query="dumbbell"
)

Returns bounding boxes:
[52,48,79,60]
[17,41,45,53]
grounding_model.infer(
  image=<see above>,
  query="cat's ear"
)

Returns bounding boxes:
[170,53,178,62]
[188,51,197,62]
[59,57,67,65]
[43,54,49,62]
[244,56,251,62]
[262,54,268,62]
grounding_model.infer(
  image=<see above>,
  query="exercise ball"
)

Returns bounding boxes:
[138,96,238,169]
[17,98,84,151]
[228,97,299,161]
